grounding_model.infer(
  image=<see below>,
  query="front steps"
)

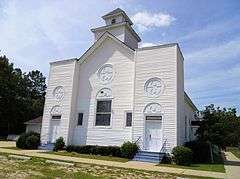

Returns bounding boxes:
[133,150,165,163]
[38,143,54,151]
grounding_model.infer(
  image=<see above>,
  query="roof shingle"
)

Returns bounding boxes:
[102,8,125,17]
[25,116,42,124]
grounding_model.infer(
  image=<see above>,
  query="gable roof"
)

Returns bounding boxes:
[78,31,134,64]
[24,116,42,125]
[103,8,124,17]
[102,8,133,25]
[184,92,198,111]
[91,22,141,42]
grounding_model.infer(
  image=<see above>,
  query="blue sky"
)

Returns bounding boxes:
[0,0,240,113]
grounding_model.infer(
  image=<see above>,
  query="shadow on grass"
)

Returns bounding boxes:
[224,160,240,166]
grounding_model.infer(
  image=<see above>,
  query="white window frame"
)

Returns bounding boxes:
[94,99,113,128]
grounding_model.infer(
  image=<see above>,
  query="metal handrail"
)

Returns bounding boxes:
[40,133,51,145]
[160,139,167,153]
[135,136,142,144]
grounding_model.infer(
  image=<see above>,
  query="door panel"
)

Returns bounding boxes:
[145,120,162,152]
[50,120,60,143]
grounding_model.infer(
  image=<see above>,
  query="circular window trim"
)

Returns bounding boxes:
[53,86,65,101]
[144,77,164,98]
[143,103,164,115]
[96,88,113,99]
[97,64,114,85]
[50,105,62,115]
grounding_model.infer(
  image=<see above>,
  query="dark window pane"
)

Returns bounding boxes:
[126,113,132,127]
[111,19,116,24]
[78,113,83,125]
[146,116,162,120]
[97,101,111,112]
[52,115,61,120]
[96,114,111,126]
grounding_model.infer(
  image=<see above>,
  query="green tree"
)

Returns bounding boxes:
[0,55,46,136]
[197,104,240,149]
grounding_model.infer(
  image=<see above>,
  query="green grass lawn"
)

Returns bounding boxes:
[227,147,240,159]
[0,154,211,179]
[48,151,129,163]
[158,163,225,173]
[1,146,21,150]
[158,151,225,173]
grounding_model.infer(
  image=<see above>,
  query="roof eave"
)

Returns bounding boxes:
[77,31,134,64]
[24,122,42,125]
[91,22,141,42]
[184,92,198,111]
[102,13,133,25]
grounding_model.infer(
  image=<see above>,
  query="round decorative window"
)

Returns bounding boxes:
[144,103,163,114]
[50,105,62,115]
[144,77,164,97]
[96,88,112,99]
[97,64,114,84]
[53,86,64,101]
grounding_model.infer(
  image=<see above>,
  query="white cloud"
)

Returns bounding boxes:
[185,65,240,111]
[0,0,122,75]
[186,65,240,90]
[131,11,175,32]
[140,42,157,48]
[185,38,240,64]
[178,16,240,42]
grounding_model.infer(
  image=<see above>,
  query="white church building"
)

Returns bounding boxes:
[40,8,198,155]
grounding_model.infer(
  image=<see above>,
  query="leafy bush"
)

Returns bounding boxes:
[65,141,138,159]
[16,133,28,149]
[120,141,139,159]
[16,132,40,149]
[53,137,65,151]
[161,154,172,164]
[184,140,211,163]
[26,135,40,149]
[172,146,193,166]
[66,145,122,157]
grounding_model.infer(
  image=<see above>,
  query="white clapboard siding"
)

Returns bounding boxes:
[184,97,198,143]
[71,37,135,146]
[176,47,185,145]
[133,44,178,152]
[41,59,77,144]
[94,26,125,42]
[124,28,138,49]
[41,39,197,151]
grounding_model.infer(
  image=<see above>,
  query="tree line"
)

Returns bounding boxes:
[197,104,240,148]
[0,55,46,136]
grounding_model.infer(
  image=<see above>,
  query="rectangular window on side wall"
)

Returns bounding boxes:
[77,113,83,126]
[96,100,111,126]
[126,112,132,127]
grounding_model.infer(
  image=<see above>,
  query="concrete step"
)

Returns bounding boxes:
[132,157,160,163]
[133,150,166,164]
[38,143,54,151]
[135,151,165,157]
[138,151,163,155]
[134,154,160,160]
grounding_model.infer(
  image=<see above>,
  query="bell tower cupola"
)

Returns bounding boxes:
[91,8,141,49]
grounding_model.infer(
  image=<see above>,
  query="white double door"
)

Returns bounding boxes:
[50,120,60,143]
[145,120,162,152]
